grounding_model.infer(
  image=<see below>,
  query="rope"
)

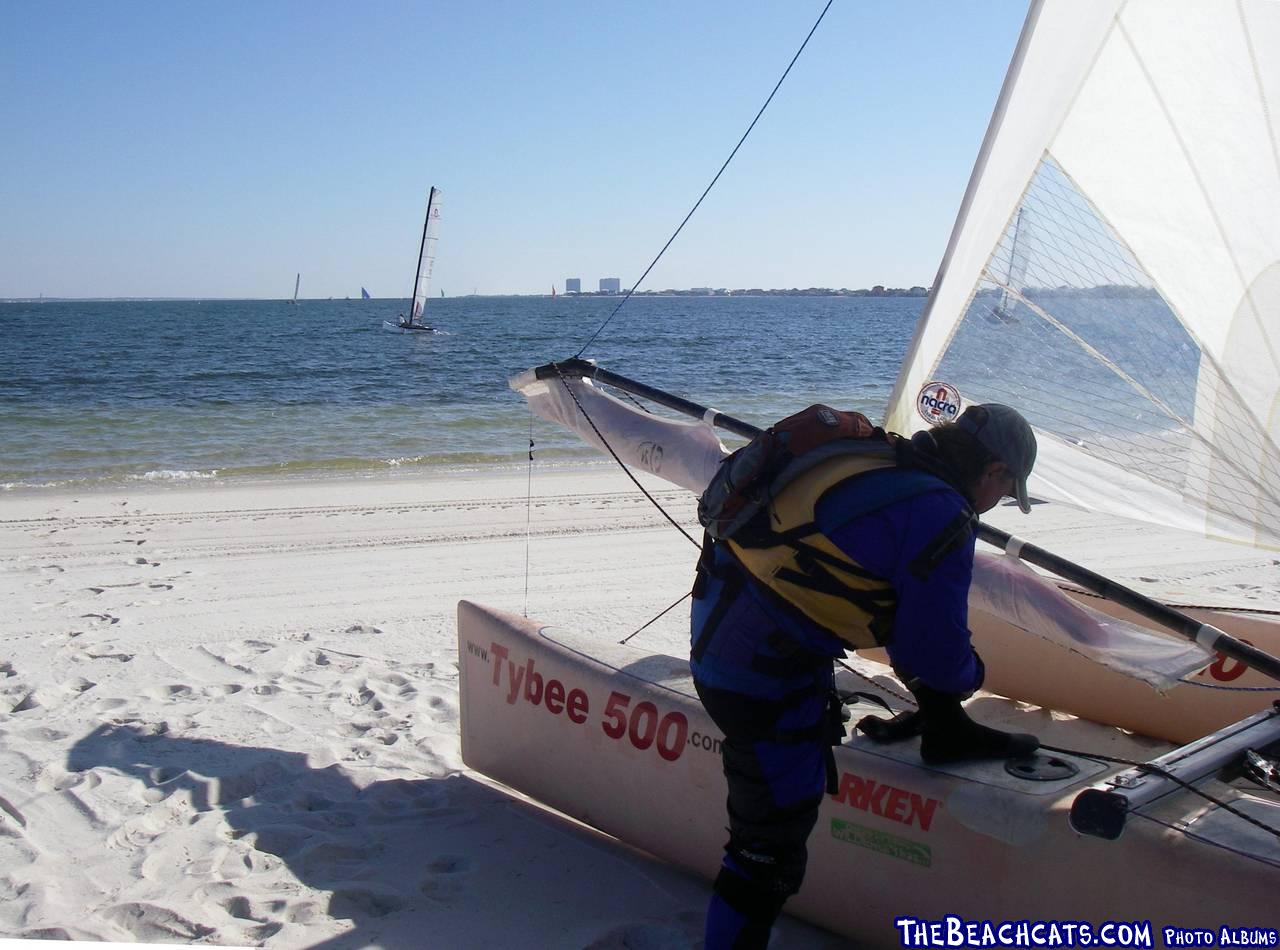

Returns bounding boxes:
[552,363,701,550]
[545,364,703,647]
[621,591,692,645]
[836,657,915,706]
[1176,677,1280,693]
[523,409,535,617]
[574,0,835,359]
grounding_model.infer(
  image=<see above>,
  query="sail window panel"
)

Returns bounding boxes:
[933,155,1280,548]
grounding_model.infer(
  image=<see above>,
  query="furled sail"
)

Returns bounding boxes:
[511,369,728,494]
[886,0,1280,551]
[412,187,443,321]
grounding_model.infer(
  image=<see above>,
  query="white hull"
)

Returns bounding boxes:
[382,320,436,333]
[458,600,1280,946]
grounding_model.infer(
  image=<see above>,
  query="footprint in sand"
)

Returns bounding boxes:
[82,647,135,663]
[8,678,94,714]
[86,583,141,595]
[418,854,472,902]
[423,694,458,725]
[216,896,284,942]
[203,684,244,697]
[379,672,418,701]
[343,684,385,712]
[81,612,120,626]
[144,685,194,702]
[101,903,216,942]
[35,763,97,793]
[327,888,405,920]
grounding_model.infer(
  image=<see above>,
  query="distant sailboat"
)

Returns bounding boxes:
[384,187,442,333]
[551,285,557,299]
[361,287,371,300]
[287,273,300,305]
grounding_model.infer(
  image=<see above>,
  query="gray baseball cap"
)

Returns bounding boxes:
[956,403,1037,513]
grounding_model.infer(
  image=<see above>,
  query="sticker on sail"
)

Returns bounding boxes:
[916,382,963,425]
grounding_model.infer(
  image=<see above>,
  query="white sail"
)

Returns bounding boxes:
[411,187,442,322]
[885,0,1280,551]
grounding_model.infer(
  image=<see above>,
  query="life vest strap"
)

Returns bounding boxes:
[907,508,977,582]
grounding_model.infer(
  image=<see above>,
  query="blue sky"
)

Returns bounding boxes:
[1,1,1027,299]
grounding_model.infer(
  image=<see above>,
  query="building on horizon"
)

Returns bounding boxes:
[599,277,621,294]
[565,278,581,294]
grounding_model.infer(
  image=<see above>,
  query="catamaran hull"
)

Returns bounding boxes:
[381,320,437,333]
[458,600,1278,947]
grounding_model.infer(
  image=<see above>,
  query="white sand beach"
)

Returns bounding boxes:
[0,464,852,949]
[3,464,1278,948]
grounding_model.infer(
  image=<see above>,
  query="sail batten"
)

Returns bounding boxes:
[888,0,1280,551]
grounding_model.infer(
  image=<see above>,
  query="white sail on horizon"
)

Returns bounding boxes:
[411,188,442,322]
[886,0,1280,551]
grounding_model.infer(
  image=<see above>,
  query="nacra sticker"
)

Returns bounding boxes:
[916,381,963,425]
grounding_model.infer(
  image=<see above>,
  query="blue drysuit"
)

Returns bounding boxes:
[690,467,981,948]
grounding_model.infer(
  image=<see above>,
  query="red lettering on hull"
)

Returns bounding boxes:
[832,771,940,831]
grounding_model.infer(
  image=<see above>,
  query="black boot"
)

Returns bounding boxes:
[856,709,922,743]
[910,682,1038,764]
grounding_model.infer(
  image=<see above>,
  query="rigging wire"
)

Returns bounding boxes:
[1035,741,1280,843]
[553,363,702,550]
[573,0,835,359]
[621,591,692,645]
[523,409,535,617]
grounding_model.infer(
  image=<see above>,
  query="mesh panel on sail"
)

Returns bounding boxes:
[934,156,1280,546]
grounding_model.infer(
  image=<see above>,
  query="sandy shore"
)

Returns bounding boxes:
[4,463,1277,947]
[0,464,848,948]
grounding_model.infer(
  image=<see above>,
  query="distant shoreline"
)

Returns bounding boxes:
[2,287,929,303]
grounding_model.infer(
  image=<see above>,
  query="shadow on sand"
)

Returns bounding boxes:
[67,723,709,948]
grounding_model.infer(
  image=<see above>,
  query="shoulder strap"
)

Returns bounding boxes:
[907,507,977,582]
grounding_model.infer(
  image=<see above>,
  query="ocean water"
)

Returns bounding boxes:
[0,295,921,488]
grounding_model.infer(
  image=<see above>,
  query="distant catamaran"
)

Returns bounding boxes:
[361,287,371,300]
[385,187,442,333]
[286,273,300,305]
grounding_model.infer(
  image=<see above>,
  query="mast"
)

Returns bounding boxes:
[410,187,438,324]
[994,207,1024,322]
[293,273,300,303]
